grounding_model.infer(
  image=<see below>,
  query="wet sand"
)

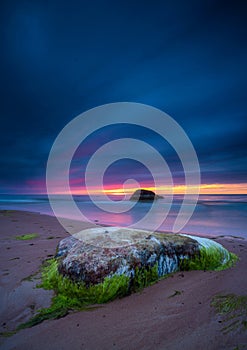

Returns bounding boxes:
[0,210,247,350]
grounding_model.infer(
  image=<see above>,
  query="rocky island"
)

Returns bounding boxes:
[130,189,163,201]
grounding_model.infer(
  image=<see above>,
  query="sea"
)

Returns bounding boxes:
[0,194,246,239]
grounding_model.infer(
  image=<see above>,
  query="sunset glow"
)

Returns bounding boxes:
[46,182,247,196]
[1,1,246,202]
[95,183,247,196]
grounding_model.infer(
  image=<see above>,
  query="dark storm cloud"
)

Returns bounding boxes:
[0,0,247,192]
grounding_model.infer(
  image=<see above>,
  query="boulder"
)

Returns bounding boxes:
[56,227,201,286]
[130,189,163,202]
[55,227,235,295]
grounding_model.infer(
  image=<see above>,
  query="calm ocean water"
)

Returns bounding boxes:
[0,194,246,239]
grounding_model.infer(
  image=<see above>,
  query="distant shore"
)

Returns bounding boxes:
[1,210,247,350]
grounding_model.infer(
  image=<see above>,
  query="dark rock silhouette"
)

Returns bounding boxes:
[130,189,163,202]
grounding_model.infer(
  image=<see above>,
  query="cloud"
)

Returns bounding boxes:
[1,1,247,193]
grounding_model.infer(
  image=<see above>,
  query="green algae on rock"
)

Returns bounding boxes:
[17,259,157,330]
[180,234,238,271]
[17,228,237,330]
[56,228,236,286]
[56,228,200,286]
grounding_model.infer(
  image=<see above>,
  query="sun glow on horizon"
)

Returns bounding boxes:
[47,182,247,196]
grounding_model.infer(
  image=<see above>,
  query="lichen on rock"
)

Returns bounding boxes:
[56,227,236,287]
[56,228,195,286]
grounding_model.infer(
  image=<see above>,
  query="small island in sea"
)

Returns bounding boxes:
[130,189,163,202]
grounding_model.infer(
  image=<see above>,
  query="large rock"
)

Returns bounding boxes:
[130,189,163,202]
[56,227,201,286]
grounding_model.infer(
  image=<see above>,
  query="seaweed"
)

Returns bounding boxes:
[129,263,159,292]
[0,330,17,338]
[180,246,237,272]
[17,259,159,330]
[15,233,39,241]
[211,294,247,335]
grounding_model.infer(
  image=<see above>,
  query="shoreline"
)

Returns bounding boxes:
[1,207,246,241]
[1,193,247,240]
[0,210,247,349]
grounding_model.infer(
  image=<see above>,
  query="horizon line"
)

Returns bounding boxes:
[1,182,247,195]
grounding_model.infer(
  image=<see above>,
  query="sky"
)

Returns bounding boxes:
[1,0,247,195]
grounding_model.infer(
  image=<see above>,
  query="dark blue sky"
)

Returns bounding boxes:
[1,0,247,193]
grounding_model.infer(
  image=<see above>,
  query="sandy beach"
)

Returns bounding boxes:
[0,210,247,350]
